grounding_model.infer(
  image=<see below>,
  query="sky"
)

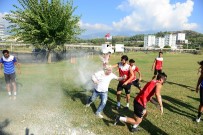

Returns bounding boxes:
[0,0,203,38]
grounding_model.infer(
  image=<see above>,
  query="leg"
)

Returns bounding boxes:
[4,74,11,96]
[124,83,131,108]
[87,89,99,105]
[116,82,123,109]
[96,92,108,114]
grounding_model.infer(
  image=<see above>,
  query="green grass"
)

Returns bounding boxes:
[0,52,203,134]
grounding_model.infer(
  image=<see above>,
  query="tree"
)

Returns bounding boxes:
[4,0,82,63]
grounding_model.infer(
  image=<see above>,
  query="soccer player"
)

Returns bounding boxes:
[129,59,142,91]
[0,50,21,99]
[113,55,134,110]
[152,52,163,79]
[114,72,167,132]
[86,65,126,118]
[195,60,203,122]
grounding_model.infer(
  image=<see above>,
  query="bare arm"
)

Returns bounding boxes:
[196,74,203,93]
[15,62,21,74]
[155,83,163,114]
[92,74,99,84]
[152,59,156,71]
[137,71,142,81]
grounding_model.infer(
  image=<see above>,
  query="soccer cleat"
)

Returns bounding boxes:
[130,127,139,132]
[114,115,120,125]
[196,117,201,123]
[96,113,104,118]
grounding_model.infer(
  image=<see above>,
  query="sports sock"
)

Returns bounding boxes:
[8,92,11,96]
[198,112,202,118]
[14,92,17,96]
[117,102,120,107]
[133,124,139,128]
[119,116,127,122]
[126,103,129,107]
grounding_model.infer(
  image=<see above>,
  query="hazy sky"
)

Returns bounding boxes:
[0,0,202,37]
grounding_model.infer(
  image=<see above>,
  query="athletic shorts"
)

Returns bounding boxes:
[132,79,141,89]
[4,73,16,84]
[154,69,162,75]
[117,82,131,94]
[133,100,146,118]
[200,85,203,105]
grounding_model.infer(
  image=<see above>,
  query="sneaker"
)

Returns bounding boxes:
[96,113,104,118]
[85,104,91,107]
[130,127,139,132]
[196,117,201,123]
[114,115,120,125]
[116,106,121,110]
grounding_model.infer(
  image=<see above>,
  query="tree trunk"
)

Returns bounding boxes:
[47,50,52,63]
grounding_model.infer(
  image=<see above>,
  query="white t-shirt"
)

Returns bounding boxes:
[92,70,118,92]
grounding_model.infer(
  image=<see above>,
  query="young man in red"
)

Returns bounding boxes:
[129,59,142,91]
[152,52,163,79]
[113,55,134,110]
[114,72,167,132]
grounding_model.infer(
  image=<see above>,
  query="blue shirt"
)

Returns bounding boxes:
[0,55,17,74]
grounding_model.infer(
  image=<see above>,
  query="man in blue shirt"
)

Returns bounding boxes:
[0,50,20,99]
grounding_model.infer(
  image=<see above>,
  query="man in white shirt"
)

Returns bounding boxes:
[86,65,126,118]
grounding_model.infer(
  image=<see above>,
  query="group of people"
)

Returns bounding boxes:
[0,50,20,100]
[86,51,168,132]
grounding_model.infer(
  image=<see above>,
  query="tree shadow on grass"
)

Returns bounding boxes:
[0,119,11,135]
[162,95,196,119]
[166,81,195,91]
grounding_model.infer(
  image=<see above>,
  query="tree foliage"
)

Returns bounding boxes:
[4,0,82,63]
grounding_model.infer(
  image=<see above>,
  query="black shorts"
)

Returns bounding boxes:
[117,82,131,94]
[134,100,146,118]
[154,69,162,75]
[4,73,16,84]
[132,79,141,89]
[200,86,203,105]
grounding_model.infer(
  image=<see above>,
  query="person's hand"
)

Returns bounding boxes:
[123,81,128,86]
[196,87,199,93]
[17,69,21,75]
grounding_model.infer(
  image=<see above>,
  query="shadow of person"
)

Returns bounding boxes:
[187,95,199,102]
[162,95,196,119]
[0,119,11,135]
[166,81,195,91]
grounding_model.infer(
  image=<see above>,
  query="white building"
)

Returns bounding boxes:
[155,37,165,48]
[165,34,177,49]
[176,33,186,44]
[0,23,5,40]
[144,35,155,48]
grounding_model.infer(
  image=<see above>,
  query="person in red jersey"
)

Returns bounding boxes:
[113,55,134,110]
[129,59,142,91]
[152,52,163,79]
[114,72,167,132]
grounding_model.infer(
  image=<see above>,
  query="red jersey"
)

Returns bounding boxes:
[155,57,163,70]
[131,65,139,81]
[118,62,130,83]
[135,80,158,108]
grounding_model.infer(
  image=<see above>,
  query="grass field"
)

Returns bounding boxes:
[0,51,203,135]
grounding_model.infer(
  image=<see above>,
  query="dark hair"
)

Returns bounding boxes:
[129,59,135,63]
[157,72,167,81]
[159,51,163,57]
[121,55,128,61]
[198,61,203,66]
[2,50,9,54]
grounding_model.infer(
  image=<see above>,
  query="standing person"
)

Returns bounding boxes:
[113,55,134,110]
[152,52,163,79]
[195,60,203,122]
[0,50,21,99]
[114,72,167,132]
[86,65,126,118]
[129,59,142,91]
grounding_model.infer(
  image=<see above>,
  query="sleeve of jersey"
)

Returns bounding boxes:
[13,57,17,63]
